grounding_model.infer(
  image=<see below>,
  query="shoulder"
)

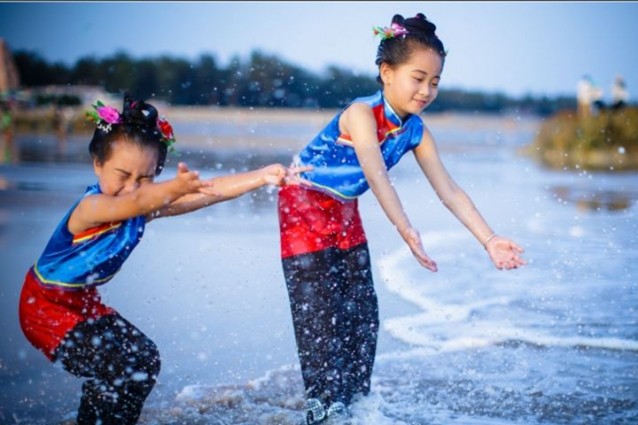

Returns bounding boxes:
[352,90,383,105]
[74,183,103,208]
[403,114,426,142]
[338,91,383,134]
[412,119,439,156]
[418,118,435,142]
[344,91,383,114]
[340,102,376,135]
[345,101,374,116]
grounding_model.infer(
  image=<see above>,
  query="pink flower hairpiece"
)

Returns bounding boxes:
[85,100,122,133]
[85,100,177,152]
[372,23,409,40]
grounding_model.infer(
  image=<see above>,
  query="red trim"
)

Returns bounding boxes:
[72,222,120,244]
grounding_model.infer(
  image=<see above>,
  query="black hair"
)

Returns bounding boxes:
[375,13,447,85]
[88,93,168,175]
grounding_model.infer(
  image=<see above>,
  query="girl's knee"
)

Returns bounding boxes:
[134,337,161,380]
[146,340,161,379]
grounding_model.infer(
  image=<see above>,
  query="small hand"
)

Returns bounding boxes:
[283,165,314,186]
[485,235,527,270]
[176,162,212,194]
[401,226,438,272]
[263,164,314,187]
[197,182,222,197]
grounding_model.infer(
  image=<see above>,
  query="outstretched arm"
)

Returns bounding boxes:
[344,103,438,272]
[412,126,526,270]
[69,162,208,233]
[151,164,311,219]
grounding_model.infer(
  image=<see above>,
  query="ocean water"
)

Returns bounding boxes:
[0,114,637,424]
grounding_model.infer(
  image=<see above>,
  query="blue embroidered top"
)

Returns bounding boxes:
[33,183,146,290]
[296,90,424,200]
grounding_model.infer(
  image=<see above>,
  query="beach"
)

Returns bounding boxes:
[1,109,637,424]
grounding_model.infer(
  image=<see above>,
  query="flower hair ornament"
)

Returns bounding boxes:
[85,100,121,133]
[85,100,177,152]
[372,22,409,40]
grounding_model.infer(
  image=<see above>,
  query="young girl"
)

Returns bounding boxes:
[19,94,307,425]
[278,13,527,424]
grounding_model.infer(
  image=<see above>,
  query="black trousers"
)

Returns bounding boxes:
[54,313,161,425]
[282,243,379,407]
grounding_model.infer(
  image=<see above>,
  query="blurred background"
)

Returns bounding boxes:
[1,2,637,109]
[1,2,637,425]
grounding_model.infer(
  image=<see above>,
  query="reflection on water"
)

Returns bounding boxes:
[4,134,86,164]
[12,134,297,172]
[551,185,636,212]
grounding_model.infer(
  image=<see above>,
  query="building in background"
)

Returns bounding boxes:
[0,38,20,97]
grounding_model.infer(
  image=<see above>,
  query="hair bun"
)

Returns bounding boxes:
[404,13,436,35]
[391,14,405,25]
[122,93,158,128]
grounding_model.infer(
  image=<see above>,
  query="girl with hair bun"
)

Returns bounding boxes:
[279,12,526,424]
[18,93,309,425]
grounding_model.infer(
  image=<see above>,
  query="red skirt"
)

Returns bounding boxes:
[278,185,367,259]
[19,268,115,361]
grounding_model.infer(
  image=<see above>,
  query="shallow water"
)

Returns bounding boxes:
[1,114,637,424]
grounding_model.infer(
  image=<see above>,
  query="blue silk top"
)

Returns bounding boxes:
[295,90,424,200]
[33,183,146,290]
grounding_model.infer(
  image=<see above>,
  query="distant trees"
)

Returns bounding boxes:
[12,49,575,115]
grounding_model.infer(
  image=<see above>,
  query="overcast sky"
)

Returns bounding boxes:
[1,1,637,100]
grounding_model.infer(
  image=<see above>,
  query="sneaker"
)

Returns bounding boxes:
[305,398,327,424]
[326,402,348,418]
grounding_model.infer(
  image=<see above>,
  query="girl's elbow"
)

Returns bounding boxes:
[438,188,465,208]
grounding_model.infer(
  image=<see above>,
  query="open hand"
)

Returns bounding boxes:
[401,226,438,272]
[485,235,527,270]
[175,162,212,194]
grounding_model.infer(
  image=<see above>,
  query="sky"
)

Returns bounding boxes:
[1,1,637,100]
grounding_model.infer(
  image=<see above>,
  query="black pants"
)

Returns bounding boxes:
[54,313,161,425]
[282,243,379,407]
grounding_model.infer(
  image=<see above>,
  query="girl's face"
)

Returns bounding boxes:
[380,47,443,118]
[93,139,158,196]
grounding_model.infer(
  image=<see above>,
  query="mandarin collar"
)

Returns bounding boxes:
[87,182,103,194]
[380,91,410,127]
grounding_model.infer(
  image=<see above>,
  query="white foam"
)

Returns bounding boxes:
[247,363,299,390]
[377,231,638,356]
[174,384,210,402]
[348,392,409,425]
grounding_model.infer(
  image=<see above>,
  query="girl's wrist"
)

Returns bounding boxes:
[259,167,274,186]
[395,220,412,235]
[482,233,497,249]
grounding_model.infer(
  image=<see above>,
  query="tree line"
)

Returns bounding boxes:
[13,49,575,116]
